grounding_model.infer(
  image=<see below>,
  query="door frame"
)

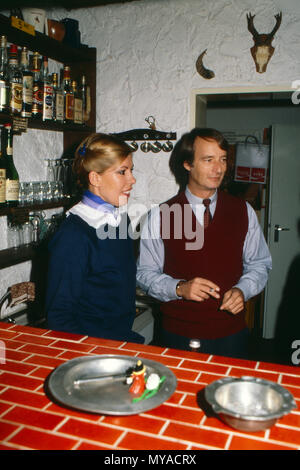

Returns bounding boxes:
[190,84,294,128]
[190,84,296,338]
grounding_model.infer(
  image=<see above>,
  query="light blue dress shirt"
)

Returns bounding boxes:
[136,188,272,303]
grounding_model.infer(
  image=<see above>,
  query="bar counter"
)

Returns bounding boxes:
[0,323,299,451]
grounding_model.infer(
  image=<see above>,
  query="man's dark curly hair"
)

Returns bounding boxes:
[169,128,229,191]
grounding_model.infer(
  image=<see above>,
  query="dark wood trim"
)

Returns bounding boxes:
[0,244,38,270]
[0,13,96,270]
[0,13,96,64]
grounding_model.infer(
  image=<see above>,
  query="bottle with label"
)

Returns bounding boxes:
[80,75,91,124]
[3,123,19,206]
[72,80,83,124]
[52,73,64,123]
[8,44,23,115]
[31,52,43,119]
[41,56,53,121]
[0,125,7,206]
[20,47,33,118]
[63,65,74,123]
[0,36,9,114]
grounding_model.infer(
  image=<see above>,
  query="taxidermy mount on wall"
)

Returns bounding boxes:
[196,49,215,79]
[247,12,282,73]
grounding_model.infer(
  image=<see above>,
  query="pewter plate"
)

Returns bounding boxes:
[47,355,177,415]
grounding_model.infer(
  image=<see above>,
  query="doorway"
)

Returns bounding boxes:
[191,86,300,362]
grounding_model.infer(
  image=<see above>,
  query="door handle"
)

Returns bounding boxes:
[274,224,290,242]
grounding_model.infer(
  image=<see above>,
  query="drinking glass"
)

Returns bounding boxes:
[44,181,53,202]
[33,182,44,203]
[45,159,56,182]
[19,182,27,206]
[54,159,62,181]
[61,159,70,196]
[22,221,33,246]
[7,223,21,249]
[25,182,34,204]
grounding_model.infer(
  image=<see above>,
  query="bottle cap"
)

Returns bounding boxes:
[9,44,18,54]
[189,339,201,350]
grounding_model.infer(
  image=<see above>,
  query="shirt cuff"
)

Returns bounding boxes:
[233,280,249,302]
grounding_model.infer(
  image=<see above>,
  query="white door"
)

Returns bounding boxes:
[263,124,300,338]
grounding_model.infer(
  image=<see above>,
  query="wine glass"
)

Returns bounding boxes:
[45,159,56,182]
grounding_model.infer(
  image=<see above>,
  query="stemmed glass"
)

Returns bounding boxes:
[45,159,56,182]
[54,159,62,182]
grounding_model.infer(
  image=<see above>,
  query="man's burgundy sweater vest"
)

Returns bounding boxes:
[160,191,248,339]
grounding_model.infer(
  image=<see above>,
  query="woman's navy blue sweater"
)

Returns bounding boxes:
[46,213,144,343]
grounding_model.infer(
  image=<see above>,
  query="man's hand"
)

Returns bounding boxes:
[220,287,244,314]
[176,278,220,302]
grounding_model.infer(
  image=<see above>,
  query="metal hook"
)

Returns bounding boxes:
[145,116,156,130]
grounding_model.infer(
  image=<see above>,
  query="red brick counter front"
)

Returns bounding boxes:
[0,323,299,450]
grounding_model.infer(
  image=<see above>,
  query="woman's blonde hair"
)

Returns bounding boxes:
[73,133,132,189]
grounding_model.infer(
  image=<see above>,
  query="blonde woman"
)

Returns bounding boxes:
[46,133,144,343]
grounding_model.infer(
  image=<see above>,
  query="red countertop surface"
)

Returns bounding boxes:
[0,322,299,451]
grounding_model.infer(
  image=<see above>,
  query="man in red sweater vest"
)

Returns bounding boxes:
[137,128,272,358]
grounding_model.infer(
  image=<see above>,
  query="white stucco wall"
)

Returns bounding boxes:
[1,0,300,295]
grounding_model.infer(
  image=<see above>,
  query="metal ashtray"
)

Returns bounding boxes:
[204,376,296,432]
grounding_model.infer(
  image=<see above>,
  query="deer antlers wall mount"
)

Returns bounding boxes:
[247,12,282,73]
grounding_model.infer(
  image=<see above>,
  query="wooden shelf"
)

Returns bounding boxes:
[0,112,94,133]
[0,198,75,218]
[0,13,97,270]
[0,13,97,137]
[0,13,96,64]
[0,245,39,270]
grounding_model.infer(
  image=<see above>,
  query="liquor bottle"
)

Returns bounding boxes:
[80,75,91,123]
[8,44,23,115]
[3,123,19,206]
[0,36,9,114]
[10,9,23,20]
[52,73,64,123]
[72,80,83,124]
[0,125,7,207]
[63,66,74,123]
[31,52,43,119]
[20,47,33,118]
[41,56,53,121]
